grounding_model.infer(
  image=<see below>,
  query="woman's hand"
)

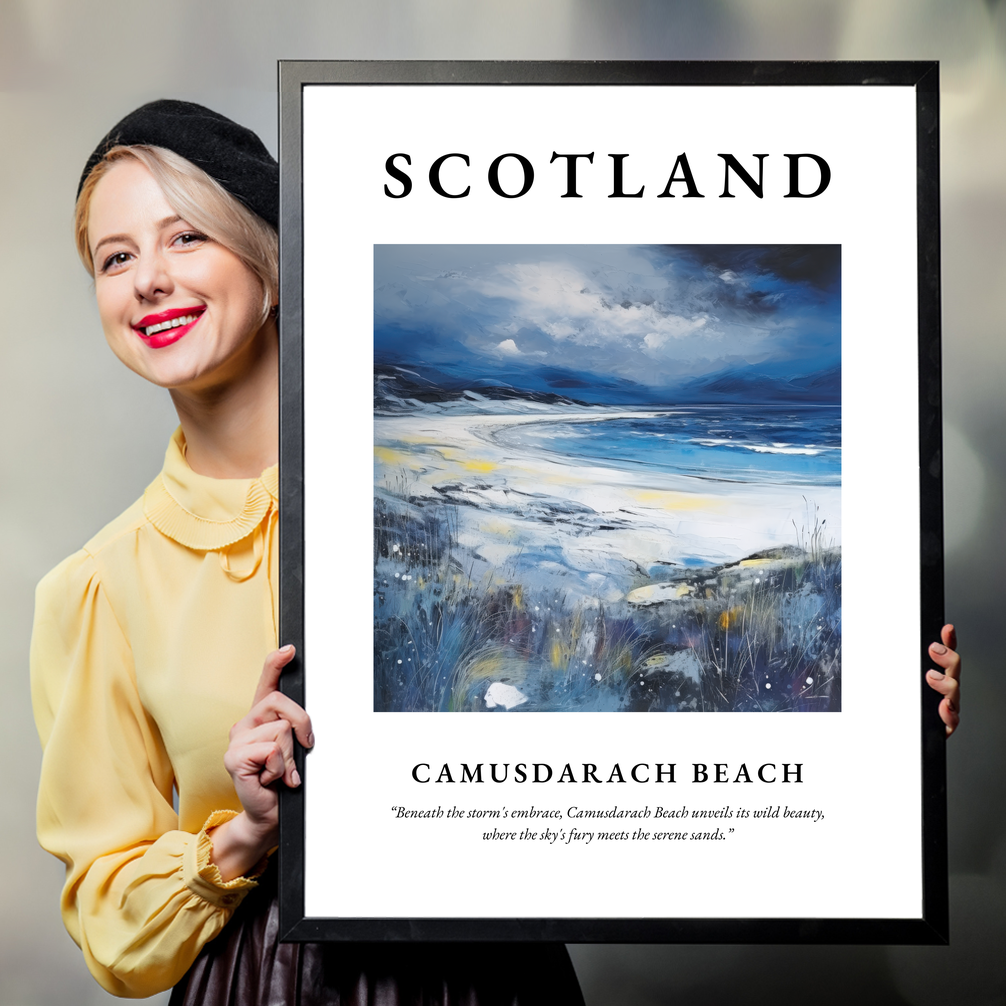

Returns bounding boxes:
[926,624,961,737]
[209,645,314,881]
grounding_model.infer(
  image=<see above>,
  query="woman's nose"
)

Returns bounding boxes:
[133,249,173,302]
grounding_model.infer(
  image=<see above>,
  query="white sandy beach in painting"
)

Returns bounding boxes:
[375,408,841,604]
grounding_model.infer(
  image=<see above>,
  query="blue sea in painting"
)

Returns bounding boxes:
[490,407,841,486]
[373,245,842,715]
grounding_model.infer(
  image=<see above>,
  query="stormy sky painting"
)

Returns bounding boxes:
[373,244,840,408]
[373,245,841,714]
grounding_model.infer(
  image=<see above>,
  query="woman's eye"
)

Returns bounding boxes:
[173,231,208,248]
[101,251,132,273]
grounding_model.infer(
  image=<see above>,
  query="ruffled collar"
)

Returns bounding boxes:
[143,428,278,551]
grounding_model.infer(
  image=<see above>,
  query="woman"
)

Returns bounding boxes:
[31,99,586,1003]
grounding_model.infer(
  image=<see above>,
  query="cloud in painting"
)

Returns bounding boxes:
[374,245,840,404]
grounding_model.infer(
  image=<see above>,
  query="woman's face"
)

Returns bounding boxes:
[87,158,270,393]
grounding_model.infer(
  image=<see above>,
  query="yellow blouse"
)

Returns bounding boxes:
[31,428,279,998]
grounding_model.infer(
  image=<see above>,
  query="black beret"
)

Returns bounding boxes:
[78,99,278,228]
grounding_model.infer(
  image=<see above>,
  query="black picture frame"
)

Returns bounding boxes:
[277,60,945,944]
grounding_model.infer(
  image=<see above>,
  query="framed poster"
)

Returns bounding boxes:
[277,61,946,943]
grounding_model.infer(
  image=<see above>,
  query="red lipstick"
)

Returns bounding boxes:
[132,306,205,349]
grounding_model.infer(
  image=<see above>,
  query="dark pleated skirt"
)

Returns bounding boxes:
[169,869,584,1006]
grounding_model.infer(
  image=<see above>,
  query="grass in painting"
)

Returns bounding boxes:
[374,495,841,713]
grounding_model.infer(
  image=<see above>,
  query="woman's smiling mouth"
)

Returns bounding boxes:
[133,307,206,348]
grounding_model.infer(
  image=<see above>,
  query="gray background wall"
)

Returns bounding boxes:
[1,2,1003,1003]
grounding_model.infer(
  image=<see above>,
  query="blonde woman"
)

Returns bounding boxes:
[32,100,585,1004]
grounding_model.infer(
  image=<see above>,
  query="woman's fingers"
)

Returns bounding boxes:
[218,646,309,846]
[242,644,314,749]
[925,678,960,736]
[223,644,312,814]
[230,719,302,788]
[252,644,296,706]
[927,623,961,737]
[926,667,959,705]
[928,631,961,685]
[224,738,287,788]
[941,699,960,737]
[258,742,289,788]
[941,623,958,653]
[256,691,313,749]
[232,689,314,750]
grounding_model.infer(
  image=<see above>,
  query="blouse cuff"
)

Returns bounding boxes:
[183,810,269,909]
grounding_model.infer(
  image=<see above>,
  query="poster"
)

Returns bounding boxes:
[278,62,945,942]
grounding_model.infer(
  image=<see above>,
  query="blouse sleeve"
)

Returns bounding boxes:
[31,549,262,998]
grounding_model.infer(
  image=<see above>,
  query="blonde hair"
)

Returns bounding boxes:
[75,145,278,323]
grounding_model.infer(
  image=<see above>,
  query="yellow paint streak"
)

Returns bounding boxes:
[480,518,513,537]
[739,558,773,567]
[374,446,411,465]
[439,447,496,472]
[719,606,745,630]
[632,489,723,512]
[464,654,505,681]
[395,433,441,445]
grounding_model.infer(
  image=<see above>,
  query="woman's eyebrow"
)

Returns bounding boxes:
[92,216,185,257]
[92,232,133,256]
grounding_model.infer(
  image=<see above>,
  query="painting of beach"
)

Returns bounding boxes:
[373,245,841,712]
